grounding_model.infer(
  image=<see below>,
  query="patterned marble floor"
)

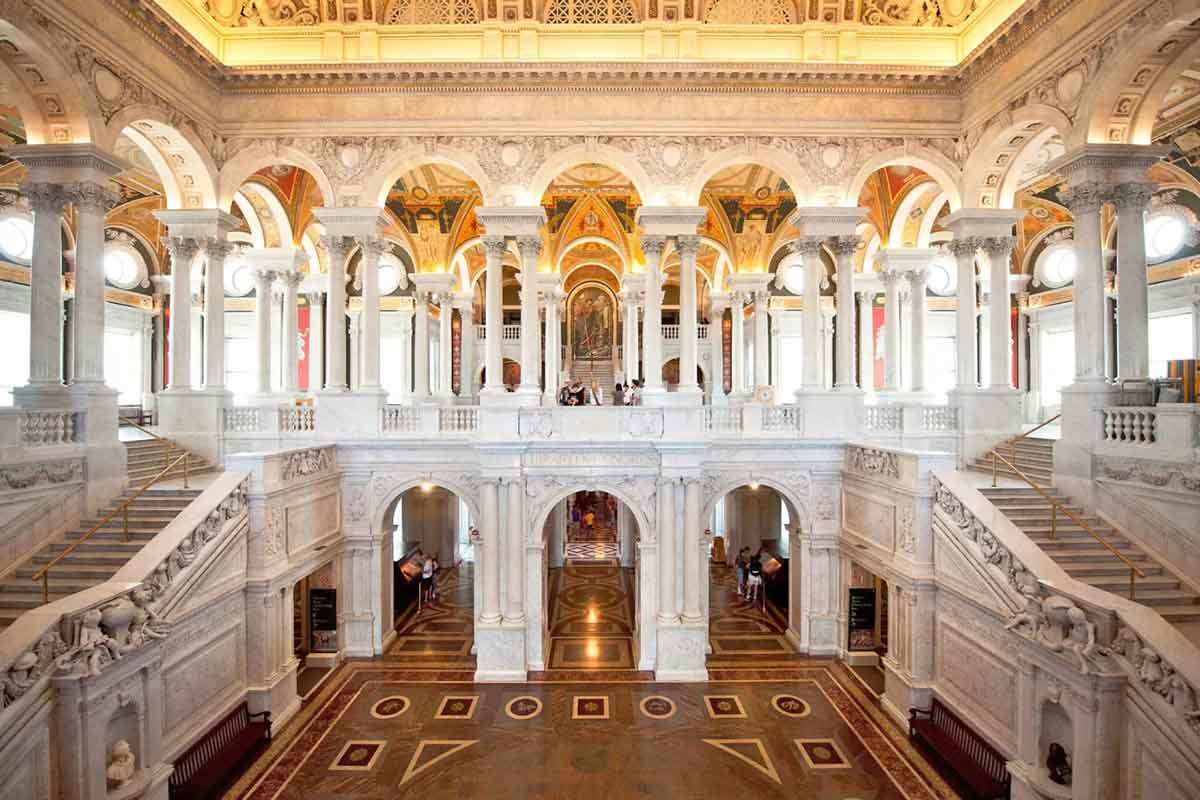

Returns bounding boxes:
[564,541,620,560]
[385,563,476,670]
[230,661,960,800]
[546,560,637,672]
[708,564,805,670]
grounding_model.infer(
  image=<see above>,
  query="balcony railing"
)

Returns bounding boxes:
[1102,406,1157,444]
[474,324,522,341]
[660,325,708,341]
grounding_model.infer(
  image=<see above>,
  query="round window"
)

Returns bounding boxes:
[0,217,34,263]
[378,254,405,295]
[103,247,143,289]
[926,255,957,296]
[782,263,805,295]
[225,261,255,296]
[1036,244,1077,289]
[1144,212,1188,262]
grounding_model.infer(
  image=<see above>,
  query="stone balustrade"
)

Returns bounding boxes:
[0,410,85,449]
[278,405,316,434]
[861,403,958,453]
[661,324,708,341]
[1103,406,1158,444]
[474,324,522,341]
[1096,403,1199,463]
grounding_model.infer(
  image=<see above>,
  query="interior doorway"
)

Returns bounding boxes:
[382,483,477,669]
[291,561,337,700]
[543,490,639,674]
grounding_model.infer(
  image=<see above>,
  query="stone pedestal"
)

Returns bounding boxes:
[654,622,708,681]
[1053,382,1122,482]
[792,389,863,438]
[950,385,1023,466]
[154,387,229,466]
[314,390,385,440]
[474,624,527,682]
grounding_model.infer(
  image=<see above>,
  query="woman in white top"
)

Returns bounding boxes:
[590,380,604,405]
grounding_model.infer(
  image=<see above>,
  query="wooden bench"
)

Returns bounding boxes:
[910,698,1010,800]
[169,702,271,800]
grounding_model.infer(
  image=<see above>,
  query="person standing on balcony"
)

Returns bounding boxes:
[590,380,605,405]
[613,383,626,406]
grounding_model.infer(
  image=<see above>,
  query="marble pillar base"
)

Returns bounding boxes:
[69,383,126,513]
[807,613,840,656]
[156,388,230,465]
[654,622,708,681]
[314,389,385,439]
[792,390,864,438]
[474,623,527,682]
[881,658,931,730]
[11,382,71,409]
[339,610,377,658]
[511,386,544,406]
[478,386,519,406]
[655,386,704,406]
[1054,381,1122,482]
[638,386,669,406]
[949,385,1024,465]
[247,657,301,735]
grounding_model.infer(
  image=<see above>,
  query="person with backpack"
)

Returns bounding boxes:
[745,551,763,604]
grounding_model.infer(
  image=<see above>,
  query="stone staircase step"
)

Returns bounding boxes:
[1155,605,1200,623]
[1065,563,1165,578]
[1086,575,1181,592]
[1045,549,1151,563]
[13,563,120,580]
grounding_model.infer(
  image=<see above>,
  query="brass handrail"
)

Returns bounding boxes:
[117,416,165,441]
[31,449,191,603]
[989,448,1145,598]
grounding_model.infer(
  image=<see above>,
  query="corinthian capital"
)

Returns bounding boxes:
[358,235,390,261]
[203,237,235,261]
[828,235,862,258]
[675,234,701,260]
[516,235,542,263]
[787,236,824,258]
[67,181,121,214]
[640,235,667,258]
[162,235,201,267]
[1059,181,1109,214]
[947,237,984,258]
[320,235,354,263]
[981,235,1016,259]
[1108,182,1156,212]
[482,235,507,260]
[21,182,68,215]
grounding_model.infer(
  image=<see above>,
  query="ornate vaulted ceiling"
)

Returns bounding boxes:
[152,0,1023,68]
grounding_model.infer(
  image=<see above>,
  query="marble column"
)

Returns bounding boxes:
[1112,182,1155,380]
[949,238,981,390]
[753,289,769,390]
[822,307,836,389]
[676,235,702,396]
[621,287,641,386]
[857,289,875,393]
[191,304,204,389]
[541,286,564,403]
[270,289,284,391]
[708,294,728,401]
[657,478,677,622]
[730,291,746,395]
[1192,290,1200,362]
[71,185,118,390]
[907,267,928,393]
[358,237,387,392]
[397,312,413,401]
[480,480,502,624]
[881,269,903,392]
[412,289,431,401]
[438,290,454,400]
[1028,317,1043,414]
[203,239,233,390]
[641,235,667,397]
[618,503,634,568]
[983,236,1016,389]
[1060,182,1109,385]
[505,478,525,623]
[306,292,324,392]
[831,236,860,389]
[682,479,702,622]
[253,269,276,396]
[165,236,200,390]
[481,235,506,395]
[456,294,476,400]
[517,236,542,397]
[347,311,361,391]
[140,314,154,405]
[281,271,302,394]
[21,183,68,391]
[791,238,825,393]
[321,236,350,391]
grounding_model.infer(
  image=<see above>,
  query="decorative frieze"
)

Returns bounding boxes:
[845,445,901,479]
[0,458,83,491]
[280,447,334,482]
[1095,456,1200,495]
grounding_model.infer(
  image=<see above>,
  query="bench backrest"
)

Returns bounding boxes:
[929,697,1009,784]
[170,703,252,787]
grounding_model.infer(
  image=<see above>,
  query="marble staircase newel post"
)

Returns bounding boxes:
[656,477,677,622]
[203,239,234,391]
[320,235,351,391]
[1111,182,1155,380]
[983,235,1017,389]
[306,291,325,392]
[280,270,302,394]
[481,480,502,624]
[358,236,388,392]
[505,478,525,623]
[907,265,928,393]
[1060,182,1110,386]
[682,479,702,622]
[413,288,431,401]
[481,235,506,395]
[830,235,861,389]
[253,268,277,397]
[165,235,201,391]
[880,269,903,392]
[857,288,875,393]
[676,234,702,396]
[517,236,543,397]
[21,183,68,393]
[641,235,667,397]
[948,237,983,390]
[791,237,826,394]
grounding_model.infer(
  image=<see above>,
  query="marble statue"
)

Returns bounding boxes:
[106,740,135,789]
[1046,742,1072,786]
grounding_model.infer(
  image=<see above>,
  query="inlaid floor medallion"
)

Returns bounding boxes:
[435,695,479,720]
[328,740,385,772]
[639,695,677,719]
[370,695,410,719]
[771,694,811,718]
[704,694,748,719]
[572,695,610,719]
[505,696,543,719]
[795,737,852,770]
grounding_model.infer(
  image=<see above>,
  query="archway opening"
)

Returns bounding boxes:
[382,483,478,669]
[543,489,640,673]
[707,482,801,669]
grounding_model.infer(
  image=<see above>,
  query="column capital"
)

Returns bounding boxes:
[675,234,701,258]
[879,269,905,288]
[856,286,878,301]
[357,235,390,260]
[482,234,508,258]
[515,234,542,260]
[828,235,862,257]
[1108,182,1156,212]
[254,267,278,284]
[20,182,69,214]
[708,292,730,314]
[640,234,667,258]
[162,234,202,265]
[947,236,986,257]
[320,234,355,261]
[279,270,304,289]
[305,290,325,307]
[980,235,1017,259]
[203,237,235,261]
[906,266,928,287]
[1059,181,1111,214]
[66,181,122,214]
[787,236,825,257]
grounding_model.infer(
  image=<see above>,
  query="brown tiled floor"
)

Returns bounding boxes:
[708,564,806,669]
[384,563,476,670]
[547,560,637,672]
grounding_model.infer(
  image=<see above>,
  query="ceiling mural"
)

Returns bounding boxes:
[384,162,482,273]
[699,163,795,273]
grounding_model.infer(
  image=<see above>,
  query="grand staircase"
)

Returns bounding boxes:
[567,359,617,403]
[969,435,1200,645]
[0,437,215,634]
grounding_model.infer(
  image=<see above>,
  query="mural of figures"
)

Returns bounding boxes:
[569,284,615,361]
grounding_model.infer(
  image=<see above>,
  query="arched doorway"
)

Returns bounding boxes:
[705,482,805,668]
[536,488,644,674]
[380,482,478,668]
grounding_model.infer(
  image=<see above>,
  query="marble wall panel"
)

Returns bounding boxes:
[163,621,246,731]
[842,488,895,552]
[286,490,340,556]
[935,622,1017,743]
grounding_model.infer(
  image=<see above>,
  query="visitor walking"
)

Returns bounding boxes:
[430,555,440,602]
[613,382,626,406]
[590,380,605,405]
[735,547,750,597]
[746,551,763,604]
[629,379,643,406]
[421,555,434,605]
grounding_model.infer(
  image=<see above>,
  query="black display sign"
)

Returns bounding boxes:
[310,588,337,652]
[848,587,876,651]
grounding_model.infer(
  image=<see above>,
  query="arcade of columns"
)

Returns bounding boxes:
[8,144,1165,442]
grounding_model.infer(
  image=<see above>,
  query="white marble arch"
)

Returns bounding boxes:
[844,146,963,212]
[362,146,496,209]
[103,106,220,210]
[368,472,483,650]
[684,146,817,207]
[524,475,657,672]
[217,147,336,212]
[523,144,656,206]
